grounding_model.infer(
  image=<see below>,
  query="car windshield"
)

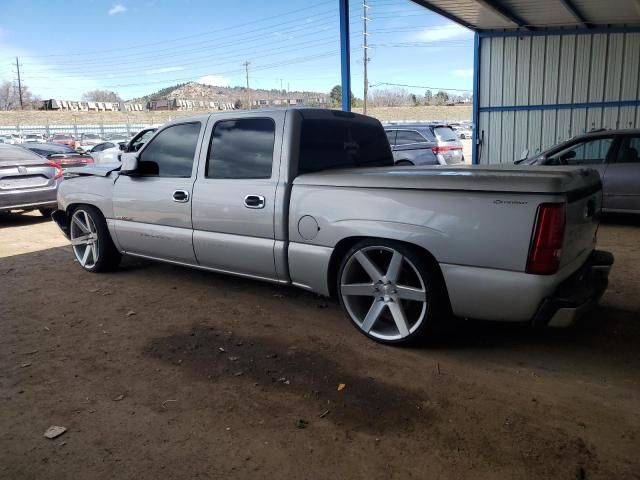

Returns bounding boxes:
[433,126,458,142]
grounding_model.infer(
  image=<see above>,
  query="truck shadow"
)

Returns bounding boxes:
[0,212,50,229]
[143,324,433,435]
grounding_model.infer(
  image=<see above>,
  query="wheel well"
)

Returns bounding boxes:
[326,237,451,313]
[395,159,414,166]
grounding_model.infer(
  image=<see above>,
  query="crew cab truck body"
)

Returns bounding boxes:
[52,108,613,345]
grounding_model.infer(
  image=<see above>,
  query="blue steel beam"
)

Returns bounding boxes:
[558,0,592,28]
[471,32,480,165]
[339,0,351,112]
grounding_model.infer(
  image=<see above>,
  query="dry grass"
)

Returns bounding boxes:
[0,105,471,127]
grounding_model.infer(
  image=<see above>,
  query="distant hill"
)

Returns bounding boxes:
[129,82,328,107]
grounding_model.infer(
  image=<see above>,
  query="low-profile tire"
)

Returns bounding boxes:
[38,208,54,218]
[337,239,446,345]
[69,205,121,272]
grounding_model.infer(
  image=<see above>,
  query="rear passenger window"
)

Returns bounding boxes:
[139,122,201,177]
[385,130,396,146]
[395,130,428,145]
[207,118,275,179]
[615,137,640,163]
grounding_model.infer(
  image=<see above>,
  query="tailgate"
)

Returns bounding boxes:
[560,179,601,269]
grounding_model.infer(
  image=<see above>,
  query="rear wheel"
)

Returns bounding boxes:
[69,206,121,272]
[337,239,446,345]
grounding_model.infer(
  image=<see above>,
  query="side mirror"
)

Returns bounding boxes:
[119,143,126,151]
[120,153,139,174]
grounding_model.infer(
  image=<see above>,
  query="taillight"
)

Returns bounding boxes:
[47,161,63,180]
[526,203,566,275]
[432,145,463,154]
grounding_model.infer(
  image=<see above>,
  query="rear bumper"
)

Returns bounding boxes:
[532,250,614,327]
[0,185,58,211]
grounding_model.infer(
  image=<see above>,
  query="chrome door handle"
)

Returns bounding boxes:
[173,190,190,203]
[244,195,265,209]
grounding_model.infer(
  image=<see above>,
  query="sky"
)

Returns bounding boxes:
[0,0,474,101]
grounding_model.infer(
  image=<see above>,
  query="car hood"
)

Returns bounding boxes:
[294,164,601,194]
[64,163,121,177]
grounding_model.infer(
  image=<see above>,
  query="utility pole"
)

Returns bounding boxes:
[243,61,251,109]
[15,57,24,110]
[362,0,370,115]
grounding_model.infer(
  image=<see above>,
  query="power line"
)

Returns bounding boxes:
[370,81,472,93]
[6,0,338,59]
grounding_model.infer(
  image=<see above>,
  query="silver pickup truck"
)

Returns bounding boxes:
[52,108,613,345]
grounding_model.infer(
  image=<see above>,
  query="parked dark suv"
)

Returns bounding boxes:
[517,129,640,215]
[384,123,464,166]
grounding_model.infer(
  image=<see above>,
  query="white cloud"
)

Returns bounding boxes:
[108,3,127,15]
[146,66,185,75]
[197,75,230,87]
[452,68,474,78]
[412,24,472,43]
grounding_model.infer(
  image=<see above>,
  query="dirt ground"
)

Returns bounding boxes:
[0,105,471,127]
[0,213,638,480]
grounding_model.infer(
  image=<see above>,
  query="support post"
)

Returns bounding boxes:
[471,32,480,165]
[339,0,351,112]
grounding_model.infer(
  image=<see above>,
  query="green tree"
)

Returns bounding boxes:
[329,85,356,107]
[434,90,449,105]
[424,89,433,104]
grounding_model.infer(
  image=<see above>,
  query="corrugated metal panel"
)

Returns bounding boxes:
[502,38,517,105]
[479,37,492,108]
[515,36,531,105]
[477,30,640,164]
[557,35,576,103]
[489,38,504,106]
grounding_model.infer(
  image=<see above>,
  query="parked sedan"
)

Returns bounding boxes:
[77,133,104,152]
[22,143,94,169]
[51,134,77,150]
[517,129,640,214]
[91,127,157,163]
[384,123,464,165]
[23,133,47,143]
[0,144,63,217]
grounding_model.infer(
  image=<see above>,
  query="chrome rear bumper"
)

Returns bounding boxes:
[533,250,614,328]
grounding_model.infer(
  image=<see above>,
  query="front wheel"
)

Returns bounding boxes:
[337,239,446,345]
[69,206,121,272]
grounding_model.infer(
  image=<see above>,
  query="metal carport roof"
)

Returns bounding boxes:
[408,0,640,31]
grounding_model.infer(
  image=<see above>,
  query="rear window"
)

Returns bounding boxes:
[433,126,458,142]
[299,119,393,174]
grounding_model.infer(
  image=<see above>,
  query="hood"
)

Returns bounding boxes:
[293,164,601,195]
[64,163,121,177]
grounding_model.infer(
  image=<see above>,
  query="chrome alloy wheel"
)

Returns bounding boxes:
[340,246,428,341]
[70,209,100,269]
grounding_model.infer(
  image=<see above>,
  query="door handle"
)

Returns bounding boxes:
[173,190,190,203]
[244,195,265,209]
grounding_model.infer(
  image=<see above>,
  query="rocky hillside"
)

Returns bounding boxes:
[130,82,328,106]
